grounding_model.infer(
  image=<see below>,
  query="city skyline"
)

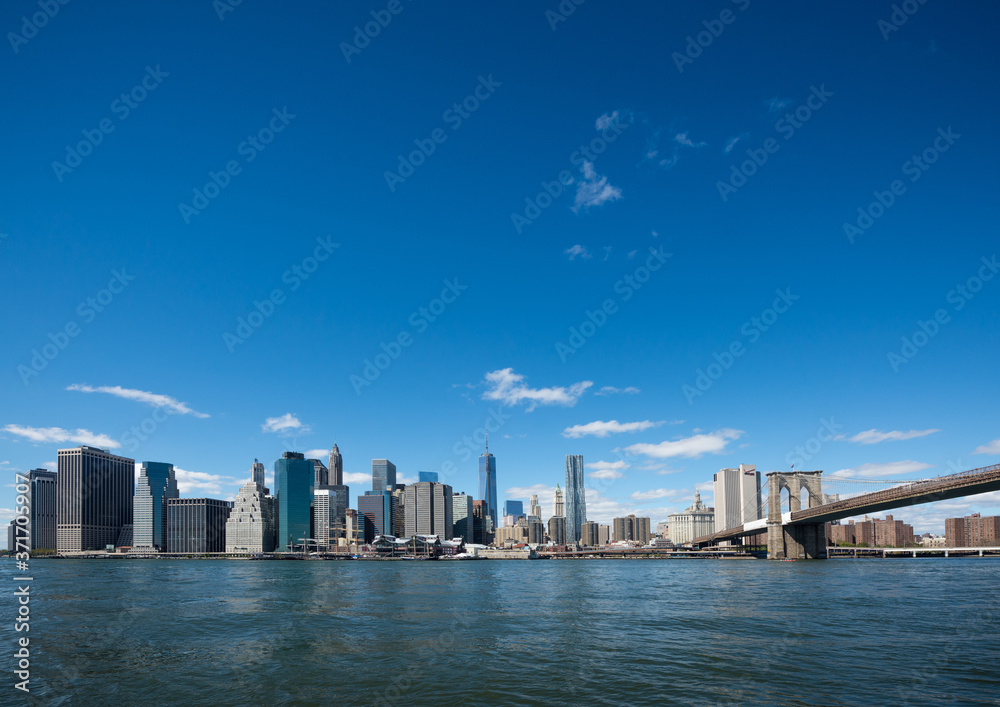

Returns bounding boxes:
[3,4,1000,537]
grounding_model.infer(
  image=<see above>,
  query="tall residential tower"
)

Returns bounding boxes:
[565,455,586,544]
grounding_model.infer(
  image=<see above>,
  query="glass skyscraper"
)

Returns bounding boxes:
[503,500,524,518]
[57,445,135,552]
[565,454,586,544]
[479,447,497,533]
[275,452,314,551]
[371,459,396,493]
[132,461,178,552]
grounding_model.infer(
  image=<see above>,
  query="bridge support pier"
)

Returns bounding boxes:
[767,522,827,559]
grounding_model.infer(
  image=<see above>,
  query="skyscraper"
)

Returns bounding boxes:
[565,455,586,544]
[275,452,314,552]
[479,443,497,533]
[452,493,474,541]
[358,491,393,542]
[251,458,266,489]
[310,458,329,488]
[581,520,600,547]
[26,468,57,552]
[132,461,178,552]
[372,459,397,493]
[529,494,541,519]
[547,515,566,545]
[328,443,343,486]
[503,500,524,519]
[57,445,135,552]
[314,485,349,551]
[552,484,564,517]
[404,481,453,539]
[226,480,276,553]
[166,498,232,553]
[713,464,762,532]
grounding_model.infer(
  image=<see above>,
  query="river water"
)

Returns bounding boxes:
[4,558,999,706]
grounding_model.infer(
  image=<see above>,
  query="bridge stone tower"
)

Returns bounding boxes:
[766,471,827,560]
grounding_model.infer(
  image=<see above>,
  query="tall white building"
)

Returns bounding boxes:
[713,464,762,532]
[251,459,266,489]
[226,481,276,553]
[314,485,349,551]
[668,491,715,545]
[529,494,541,519]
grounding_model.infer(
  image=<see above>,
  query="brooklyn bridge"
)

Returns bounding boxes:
[691,462,1000,559]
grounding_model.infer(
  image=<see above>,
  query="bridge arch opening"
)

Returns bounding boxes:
[800,485,811,510]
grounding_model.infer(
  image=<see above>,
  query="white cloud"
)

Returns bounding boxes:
[261,413,311,435]
[505,484,557,501]
[588,468,623,480]
[625,429,743,460]
[304,448,329,460]
[66,384,209,418]
[594,386,641,396]
[973,439,1000,455]
[586,460,629,480]
[563,419,663,439]
[674,132,705,148]
[482,368,592,411]
[849,429,940,444]
[344,472,370,486]
[766,97,793,113]
[595,111,619,130]
[829,460,933,479]
[724,133,748,153]
[630,488,683,501]
[564,244,592,260]
[572,161,622,212]
[43,461,56,471]
[173,467,242,496]
[2,424,120,449]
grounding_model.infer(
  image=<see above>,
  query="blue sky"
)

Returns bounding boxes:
[2,1,998,537]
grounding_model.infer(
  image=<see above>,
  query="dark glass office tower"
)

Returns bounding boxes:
[478,447,497,534]
[565,454,586,544]
[275,452,314,551]
[57,445,135,551]
[27,468,58,551]
[371,459,396,493]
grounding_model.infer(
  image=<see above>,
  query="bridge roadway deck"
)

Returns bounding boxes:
[692,463,1000,547]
